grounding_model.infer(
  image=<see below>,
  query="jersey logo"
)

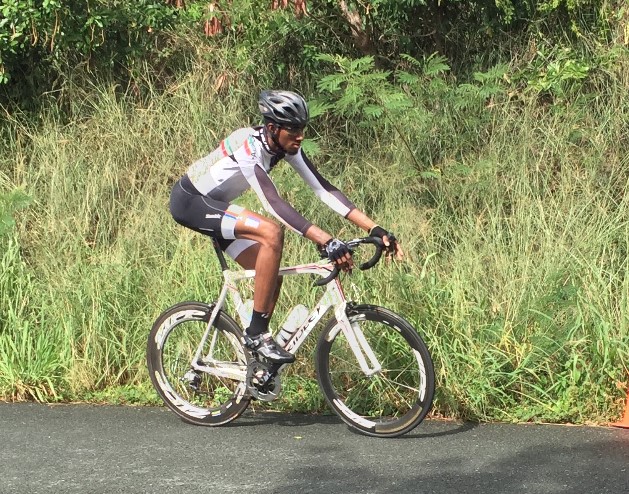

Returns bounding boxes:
[243,136,259,159]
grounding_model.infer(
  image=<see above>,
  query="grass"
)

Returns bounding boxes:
[0,43,628,423]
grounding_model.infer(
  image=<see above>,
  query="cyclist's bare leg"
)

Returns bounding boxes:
[234,243,284,315]
[231,210,284,317]
[229,210,295,362]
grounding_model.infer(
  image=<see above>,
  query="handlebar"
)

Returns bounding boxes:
[314,236,385,286]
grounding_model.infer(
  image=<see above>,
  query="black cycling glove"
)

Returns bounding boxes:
[323,238,351,263]
[369,226,398,254]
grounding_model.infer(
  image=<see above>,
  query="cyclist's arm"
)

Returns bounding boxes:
[243,166,355,268]
[345,209,378,234]
[285,150,356,218]
[284,148,378,234]
[303,224,333,246]
[346,210,404,260]
[241,162,313,235]
[286,152,402,258]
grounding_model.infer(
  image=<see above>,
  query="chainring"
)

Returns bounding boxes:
[246,360,282,402]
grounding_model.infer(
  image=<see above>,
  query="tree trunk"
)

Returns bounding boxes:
[337,0,376,56]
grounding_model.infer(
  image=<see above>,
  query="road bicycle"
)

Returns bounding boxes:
[147,237,435,438]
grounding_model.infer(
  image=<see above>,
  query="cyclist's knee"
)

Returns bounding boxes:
[259,222,284,251]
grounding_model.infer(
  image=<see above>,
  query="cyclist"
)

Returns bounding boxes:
[170,90,403,363]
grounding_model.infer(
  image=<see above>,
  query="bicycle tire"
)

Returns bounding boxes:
[315,304,435,438]
[147,301,251,426]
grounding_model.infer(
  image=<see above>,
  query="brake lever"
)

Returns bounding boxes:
[313,266,339,287]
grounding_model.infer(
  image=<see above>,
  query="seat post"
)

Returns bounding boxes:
[211,238,229,271]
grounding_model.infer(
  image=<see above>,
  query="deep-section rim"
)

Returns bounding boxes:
[147,301,251,426]
[316,304,435,438]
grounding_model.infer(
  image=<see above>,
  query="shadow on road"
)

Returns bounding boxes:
[263,428,629,494]
[222,411,344,428]
[220,410,478,439]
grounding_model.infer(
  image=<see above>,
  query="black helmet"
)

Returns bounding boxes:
[258,90,309,128]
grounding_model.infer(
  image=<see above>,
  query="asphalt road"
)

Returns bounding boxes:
[1,403,628,493]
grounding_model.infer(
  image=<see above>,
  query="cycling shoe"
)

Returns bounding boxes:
[244,332,295,364]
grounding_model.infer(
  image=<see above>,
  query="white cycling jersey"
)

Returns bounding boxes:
[185,126,356,235]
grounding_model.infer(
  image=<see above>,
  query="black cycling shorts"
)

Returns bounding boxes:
[169,174,257,259]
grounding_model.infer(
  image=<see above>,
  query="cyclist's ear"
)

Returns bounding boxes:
[265,122,279,134]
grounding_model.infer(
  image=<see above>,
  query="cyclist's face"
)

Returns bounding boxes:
[278,126,305,155]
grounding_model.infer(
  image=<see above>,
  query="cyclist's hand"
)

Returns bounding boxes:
[369,226,404,261]
[323,238,353,272]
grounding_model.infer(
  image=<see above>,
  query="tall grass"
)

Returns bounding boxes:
[1,46,628,422]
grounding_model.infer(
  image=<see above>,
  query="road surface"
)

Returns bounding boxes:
[1,403,628,493]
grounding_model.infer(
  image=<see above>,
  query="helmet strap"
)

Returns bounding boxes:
[264,123,287,154]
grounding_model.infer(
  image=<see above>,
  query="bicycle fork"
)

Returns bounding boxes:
[332,303,382,377]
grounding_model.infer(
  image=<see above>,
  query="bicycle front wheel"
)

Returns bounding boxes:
[316,304,435,437]
[147,301,250,426]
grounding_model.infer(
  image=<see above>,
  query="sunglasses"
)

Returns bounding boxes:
[281,126,306,137]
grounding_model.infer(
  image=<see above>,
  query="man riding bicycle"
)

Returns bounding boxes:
[170,90,403,364]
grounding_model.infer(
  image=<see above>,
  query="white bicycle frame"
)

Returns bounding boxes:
[191,258,383,382]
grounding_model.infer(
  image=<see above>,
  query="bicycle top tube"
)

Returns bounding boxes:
[213,236,385,285]
[224,259,334,283]
[209,237,334,278]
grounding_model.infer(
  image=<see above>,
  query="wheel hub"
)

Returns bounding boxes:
[181,370,201,391]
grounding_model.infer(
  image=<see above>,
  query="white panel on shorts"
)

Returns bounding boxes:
[221,204,245,239]
[225,239,258,260]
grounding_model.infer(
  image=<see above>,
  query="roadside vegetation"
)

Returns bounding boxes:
[1,0,628,423]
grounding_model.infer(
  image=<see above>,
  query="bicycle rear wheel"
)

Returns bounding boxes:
[316,304,434,437]
[147,301,250,426]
